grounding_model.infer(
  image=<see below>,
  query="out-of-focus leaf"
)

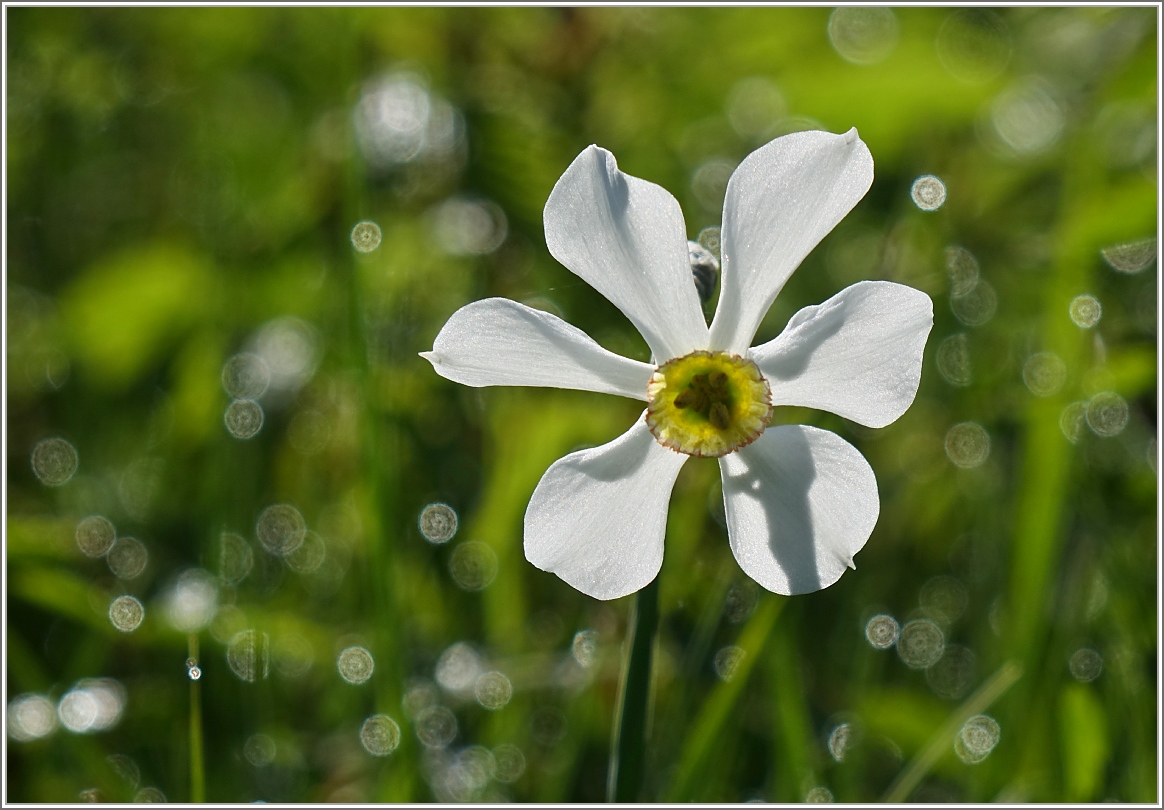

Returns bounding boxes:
[169,331,228,447]
[1058,682,1110,802]
[7,516,76,561]
[1087,345,1156,399]
[1059,176,1158,262]
[857,687,951,755]
[9,566,115,636]
[60,243,217,391]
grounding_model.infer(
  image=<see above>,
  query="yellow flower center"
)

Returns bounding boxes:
[645,350,773,458]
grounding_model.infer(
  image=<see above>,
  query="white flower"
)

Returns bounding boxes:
[422,129,933,600]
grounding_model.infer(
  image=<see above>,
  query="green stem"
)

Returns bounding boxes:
[188,635,205,803]
[607,576,660,803]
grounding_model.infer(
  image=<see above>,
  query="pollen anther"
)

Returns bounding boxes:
[709,401,730,430]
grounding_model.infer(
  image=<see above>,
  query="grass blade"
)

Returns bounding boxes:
[882,660,1023,803]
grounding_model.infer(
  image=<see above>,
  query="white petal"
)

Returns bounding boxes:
[544,145,709,362]
[750,281,933,428]
[719,425,878,595]
[524,418,688,600]
[709,129,874,354]
[421,298,654,400]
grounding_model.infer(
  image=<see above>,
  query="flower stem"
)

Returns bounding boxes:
[188,635,205,803]
[607,575,660,803]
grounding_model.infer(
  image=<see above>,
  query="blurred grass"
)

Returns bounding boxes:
[6,6,1158,803]
[664,594,783,802]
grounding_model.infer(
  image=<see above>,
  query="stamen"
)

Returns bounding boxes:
[709,401,730,430]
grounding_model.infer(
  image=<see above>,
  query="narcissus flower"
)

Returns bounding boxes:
[422,129,932,600]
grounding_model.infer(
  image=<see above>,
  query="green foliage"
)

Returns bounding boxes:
[1059,682,1110,802]
[60,244,216,392]
[6,6,1157,803]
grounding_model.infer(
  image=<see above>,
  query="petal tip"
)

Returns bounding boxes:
[844,127,859,144]
[580,143,615,168]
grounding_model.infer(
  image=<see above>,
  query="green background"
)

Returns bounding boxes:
[6,7,1157,803]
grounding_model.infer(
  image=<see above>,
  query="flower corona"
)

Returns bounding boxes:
[645,351,772,457]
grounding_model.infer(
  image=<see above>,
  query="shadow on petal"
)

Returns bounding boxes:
[721,427,822,594]
[720,425,878,595]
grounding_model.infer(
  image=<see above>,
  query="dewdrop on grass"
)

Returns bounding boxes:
[221,353,271,400]
[911,175,946,210]
[415,705,457,748]
[419,503,458,543]
[896,619,945,669]
[351,221,383,253]
[108,596,145,633]
[473,671,513,710]
[76,516,116,558]
[865,614,900,649]
[106,538,148,580]
[256,504,306,556]
[31,438,78,486]
[360,714,401,756]
[955,714,1000,763]
[224,400,264,439]
[337,646,375,685]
